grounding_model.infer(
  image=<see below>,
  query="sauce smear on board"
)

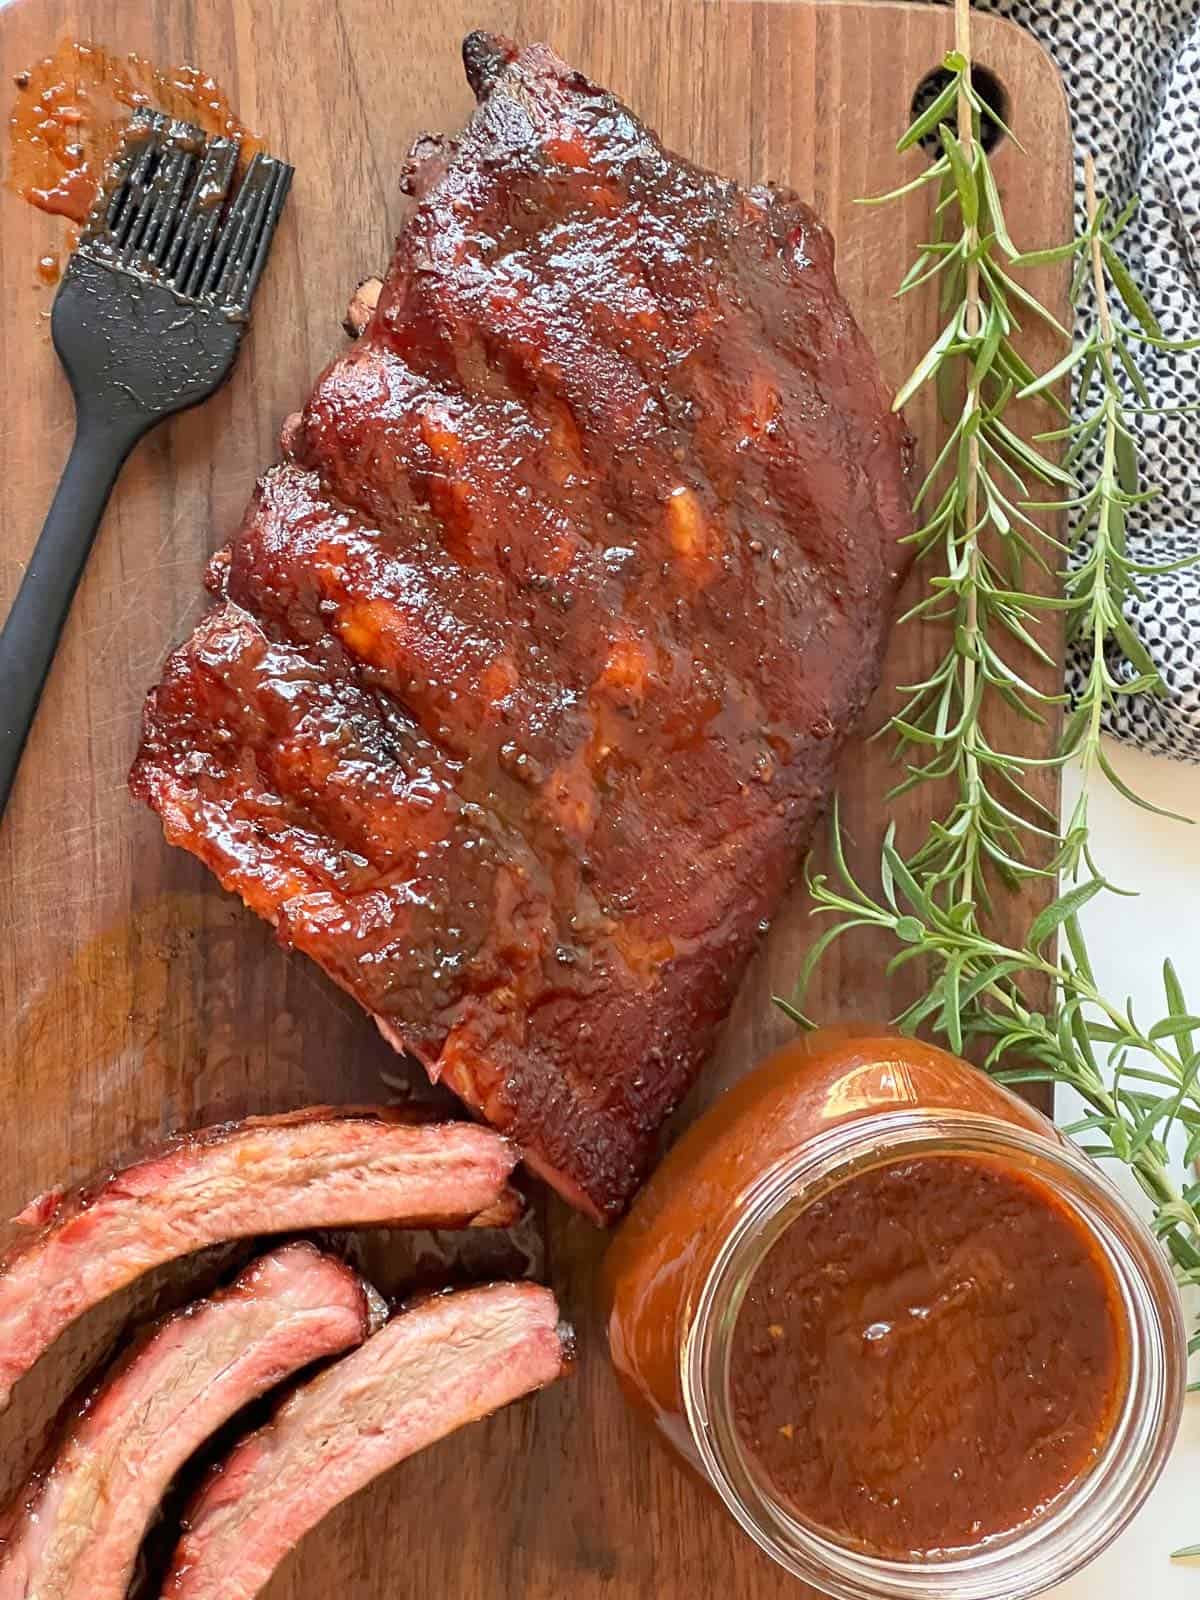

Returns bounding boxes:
[730,1151,1127,1557]
[7,39,256,226]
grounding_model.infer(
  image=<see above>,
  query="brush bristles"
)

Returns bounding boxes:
[80,108,293,313]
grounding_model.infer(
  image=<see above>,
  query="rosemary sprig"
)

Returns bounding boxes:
[862,43,1074,909]
[862,36,1199,899]
[1016,156,1200,831]
[784,805,1200,1330]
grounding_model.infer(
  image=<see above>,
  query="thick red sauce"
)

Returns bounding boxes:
[730,1151,1126,1557]
[8,39,255,226]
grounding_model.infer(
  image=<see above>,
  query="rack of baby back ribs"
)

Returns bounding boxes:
[0,1109,571,1600]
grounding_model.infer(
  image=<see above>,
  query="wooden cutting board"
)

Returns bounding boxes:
[0,3,1071,1595]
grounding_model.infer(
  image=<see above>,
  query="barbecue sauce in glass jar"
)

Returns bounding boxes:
[603,1030,1185,1599]
[729,1148,1124,1556]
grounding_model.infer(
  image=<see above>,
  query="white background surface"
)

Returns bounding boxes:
[1049,741,1200,1595]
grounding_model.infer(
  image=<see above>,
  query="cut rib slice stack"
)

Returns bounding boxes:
[0,1112,566,1600]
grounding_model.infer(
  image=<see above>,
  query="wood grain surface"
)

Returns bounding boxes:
[0,3,1071,1595]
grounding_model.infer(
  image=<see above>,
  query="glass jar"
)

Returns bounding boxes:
[603,1028,1187,1600]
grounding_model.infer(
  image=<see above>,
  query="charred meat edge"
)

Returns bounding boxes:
[0,1109,519,1410]
[0,1243,378,1600]
[161,1282,570,1600]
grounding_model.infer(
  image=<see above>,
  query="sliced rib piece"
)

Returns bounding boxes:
[0,1110,518,1409]
[132,32,915,1223]
[0,1244,375,1600]
[161,1282,570,1600]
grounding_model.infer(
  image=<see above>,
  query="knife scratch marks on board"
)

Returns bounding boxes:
[77,702,150,735]
[84,558,207,665]
[1,812,127,934]
[3,894,247,1087]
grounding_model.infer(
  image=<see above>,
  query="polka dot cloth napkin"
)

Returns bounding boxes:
[964,0,1200,759]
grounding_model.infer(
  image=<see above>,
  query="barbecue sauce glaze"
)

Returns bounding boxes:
[604,1031,1128,1558]
[730,1149,1125,1556]
[129,36,917,1224]
[8,39,254,227]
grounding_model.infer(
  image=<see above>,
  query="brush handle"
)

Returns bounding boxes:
[0,407,145,822]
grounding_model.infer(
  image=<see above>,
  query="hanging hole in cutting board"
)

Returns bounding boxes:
[910,63,1009,159]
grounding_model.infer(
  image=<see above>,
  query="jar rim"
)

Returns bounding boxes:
[681,1108,1187,1600]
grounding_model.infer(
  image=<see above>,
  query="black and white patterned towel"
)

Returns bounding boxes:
[963,1,1200,760]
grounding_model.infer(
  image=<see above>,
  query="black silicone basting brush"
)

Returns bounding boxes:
[0,110,293,821]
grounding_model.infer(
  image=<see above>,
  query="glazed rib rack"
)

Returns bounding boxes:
[132,32,914,1221]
